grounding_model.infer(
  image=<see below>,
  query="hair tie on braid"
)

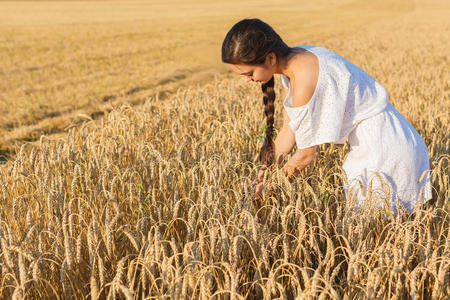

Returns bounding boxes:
[259,76,276,167]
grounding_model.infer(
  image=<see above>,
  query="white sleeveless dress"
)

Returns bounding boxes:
[281,45,432,213]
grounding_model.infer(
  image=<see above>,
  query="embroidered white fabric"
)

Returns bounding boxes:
[281,45,432,213]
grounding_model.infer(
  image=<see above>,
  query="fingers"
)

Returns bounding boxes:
[256,165,268,182]
[283,165,299,181]
[250,165,272,201]
[255,182,265,194]
[241,181,262,197]
[257,169,265,182]
[253,182,268,202]
[282,165,292,177]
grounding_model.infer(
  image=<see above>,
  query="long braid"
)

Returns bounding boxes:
[221,18,290,167]
[259,76,276,167]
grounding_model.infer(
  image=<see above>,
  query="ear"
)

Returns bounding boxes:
[267,52,276,66]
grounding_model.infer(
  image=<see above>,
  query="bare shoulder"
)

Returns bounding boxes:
[289,51,319,108]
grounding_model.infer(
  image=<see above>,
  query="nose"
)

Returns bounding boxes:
[242,75,252,82]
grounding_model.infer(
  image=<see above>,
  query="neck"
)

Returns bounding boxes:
[274,47,302,78]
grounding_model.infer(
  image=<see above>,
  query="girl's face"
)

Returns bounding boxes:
[228,54,275,84]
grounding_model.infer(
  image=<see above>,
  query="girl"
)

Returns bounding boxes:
[221,18,432,213]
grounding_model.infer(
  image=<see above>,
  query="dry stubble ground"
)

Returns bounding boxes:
[0,0,449,299]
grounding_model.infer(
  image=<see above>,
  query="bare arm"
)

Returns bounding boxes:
[255,64,319,184]
[273,113,318,181]
[254,106,295,183]
[273,109,296,165]
[253,127,317,188]
[281,61,319,179]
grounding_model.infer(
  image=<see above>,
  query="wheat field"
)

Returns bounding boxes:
[0,0,449,299]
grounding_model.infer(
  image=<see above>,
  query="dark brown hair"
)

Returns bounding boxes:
[221,18,291,167]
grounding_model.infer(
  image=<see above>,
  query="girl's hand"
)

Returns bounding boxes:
[253,181,267,200]
[241,166,266,196]
[283,164,300,181]
[251,165,268,201]
[241,180,267,200]
[254,165,267,183]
